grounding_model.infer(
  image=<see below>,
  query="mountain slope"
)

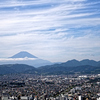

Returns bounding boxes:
[61,59,81,67]
[80,59,98,66]
[38,65,99,75]
[10,64,37,73]
[38,59,100,75]
[0,65,16,74]
[0,64,37,75]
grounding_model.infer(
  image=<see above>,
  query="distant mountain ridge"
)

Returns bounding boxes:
[60,59,100,67]
[38,59,100,75]
[0,59,100,75]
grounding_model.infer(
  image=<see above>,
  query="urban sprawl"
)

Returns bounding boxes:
[0,74,100,100]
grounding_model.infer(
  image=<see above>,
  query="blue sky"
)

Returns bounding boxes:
[0,0,100,62]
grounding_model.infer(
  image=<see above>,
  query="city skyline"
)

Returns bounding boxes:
[0,0,100,62]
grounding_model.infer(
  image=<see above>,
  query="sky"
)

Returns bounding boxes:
[0,0,100,62]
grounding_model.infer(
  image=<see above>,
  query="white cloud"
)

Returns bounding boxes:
[0,0,87,8]
[0,58,37,61]
[0,0,100,62]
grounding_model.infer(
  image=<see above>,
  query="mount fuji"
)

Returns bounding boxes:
[0,51,52,67]
[10,51,37,58]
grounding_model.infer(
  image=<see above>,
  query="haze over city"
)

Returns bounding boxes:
[0,0,100,62]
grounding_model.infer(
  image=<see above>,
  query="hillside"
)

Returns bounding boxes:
[0,64,37,75]
[38,59,100,75]
[0,59,100,75]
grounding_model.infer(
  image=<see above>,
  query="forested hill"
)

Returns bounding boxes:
[0,59,100,75]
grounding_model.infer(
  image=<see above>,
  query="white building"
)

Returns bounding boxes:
[97,97,100,100]
[78,95,83,100]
